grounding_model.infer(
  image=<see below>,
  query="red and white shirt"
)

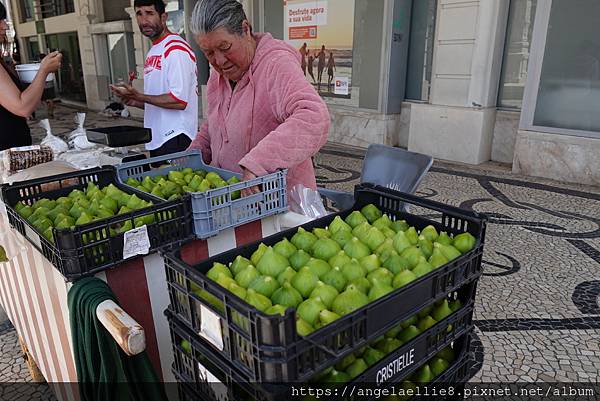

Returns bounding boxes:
[143,33,198,150]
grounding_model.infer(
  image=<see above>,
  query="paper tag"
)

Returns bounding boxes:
[122,225,150,259]
[24,224,42,249]
[199,304,224,351]
[334,76,350,95]
[198,361,227,401]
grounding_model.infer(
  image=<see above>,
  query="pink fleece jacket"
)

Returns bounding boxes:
[188,33,330,195]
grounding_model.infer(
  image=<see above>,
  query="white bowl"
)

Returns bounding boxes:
[15,63,55,83]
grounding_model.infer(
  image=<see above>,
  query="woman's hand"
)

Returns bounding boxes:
[40,52,62,74]
[241,168,260,197]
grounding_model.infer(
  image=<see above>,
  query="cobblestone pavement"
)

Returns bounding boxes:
[1,105,599,397]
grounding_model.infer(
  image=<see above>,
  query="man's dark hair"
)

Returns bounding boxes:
[133,0,166,14]
[0,2,7,21]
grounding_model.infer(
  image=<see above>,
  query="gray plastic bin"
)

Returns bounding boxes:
[319,144,433,211]
[115,151,287,239]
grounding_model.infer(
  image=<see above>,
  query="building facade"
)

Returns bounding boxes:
[9,0,600,186]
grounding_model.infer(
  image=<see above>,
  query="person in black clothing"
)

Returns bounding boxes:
[0,2,62,151]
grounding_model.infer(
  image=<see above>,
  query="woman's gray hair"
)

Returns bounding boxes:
[191,0,248,36]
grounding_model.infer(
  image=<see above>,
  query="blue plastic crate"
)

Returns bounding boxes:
[115,151,287,239]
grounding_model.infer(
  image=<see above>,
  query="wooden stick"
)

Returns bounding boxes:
[96,300,146,356]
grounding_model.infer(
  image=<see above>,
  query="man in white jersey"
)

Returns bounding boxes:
[111,0,198,158]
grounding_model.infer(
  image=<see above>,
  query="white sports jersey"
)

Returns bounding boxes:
[143,33,198,150]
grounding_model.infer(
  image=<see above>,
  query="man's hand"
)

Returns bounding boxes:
[241,168,261,197]
[110,84,144,109]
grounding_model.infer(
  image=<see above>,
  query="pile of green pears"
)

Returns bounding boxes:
[199,203,476,337]
[14,182,155,244]
[307,295,462,385]
[124,168,241,201]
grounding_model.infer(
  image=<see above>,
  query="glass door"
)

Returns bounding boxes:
[45,31,86,103]
[520,0,600,137]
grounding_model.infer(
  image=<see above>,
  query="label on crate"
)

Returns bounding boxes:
[122,225,151,259]
[376,347,415,385]
[199,304,224,351]
[197,361,227,401]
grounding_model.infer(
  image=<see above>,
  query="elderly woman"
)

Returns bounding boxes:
[188,0,329,197]
[0,2,61,150]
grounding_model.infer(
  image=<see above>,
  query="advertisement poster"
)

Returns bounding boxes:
[284,0,355,98]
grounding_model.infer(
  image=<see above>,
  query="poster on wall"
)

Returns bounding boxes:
[284,0,355,98]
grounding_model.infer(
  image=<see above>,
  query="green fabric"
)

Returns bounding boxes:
[68,277,168,401]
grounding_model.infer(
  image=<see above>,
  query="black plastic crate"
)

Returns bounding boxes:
[168,303,474,401]
[1,167,193,280]
[86,126,151,147]
[163,184,486,382]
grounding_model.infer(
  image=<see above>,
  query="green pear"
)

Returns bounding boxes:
[335,353,356,371]
[291,267,319,298]
[245,289,272,312]
[329,215,352,234]
[412,260,433,278]
[435,346,456,362]
[329,251,351,269]
[311,238,341,261]
[368,281,394,302]
[188,175,203,191]
[321,266,347,292]
[412,364,433,383]
[363,347,385,367]
[393,231,412,254]
[249,275,280,298]
[400,315,418,329]
[345,210,368,228]
[429,247,449,269]
[273,238,297,259]
[346,358,368,379]
[360,204,383,224]
[417,316,437,332]
[420,225,439,242]
[417,305,433,319]
[434,242,462,261]
[340,259,367,282]
[310,281,339,308]
[384,323,404,339]
[206,262,232,281]
[117,220,133,234]
[215,275,236,289]
[430,357,450,377]
[272,282,303,308]
[17,205,34,219]
[400,246,424,269]
[331,229,354,248]
[230,255,252,276]
[297,297,326,326]
[234,264,260,288]
[359,254,381,273]
[393,270,418,289]
[432,299,453,321]
[381,226,397,239]
[290,249,312,271]
[250,243,269,266]
[312,227,331,239]
[296,318,315,336]
[265,304,288,316]
[318,309,341,326]
[391,220,409,233]
[343,237,371,260]
[383,254,409,275]
[436,231,453,245]
[367,268,394,287]
[331,285,368,316]
[418,235,434,259]
[449,299,462,312]
[227,282,247,300]
[75,212,93,226]
[372,214,393,230]
[453,232,477,253]
[405,227,419,245]
[398,325,421,343]
[348,277,371,294]
[365,227,387,251]
[352,222,372,244]
[305,258,331,278]
[256,247,289,277]
[376,338,403,354]
[276,266,297,285]
[291,227,318,252]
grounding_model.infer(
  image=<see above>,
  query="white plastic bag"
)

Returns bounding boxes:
[68,113,95,150]
[40,119,68,156]
[289,184,328,219]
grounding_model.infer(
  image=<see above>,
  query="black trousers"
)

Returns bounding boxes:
[149,134,192,166]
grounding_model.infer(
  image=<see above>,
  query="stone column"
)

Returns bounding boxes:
[408,0,509,164]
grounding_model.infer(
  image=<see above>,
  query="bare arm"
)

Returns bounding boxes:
[110,85,186,110]
[0,52,62,117]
